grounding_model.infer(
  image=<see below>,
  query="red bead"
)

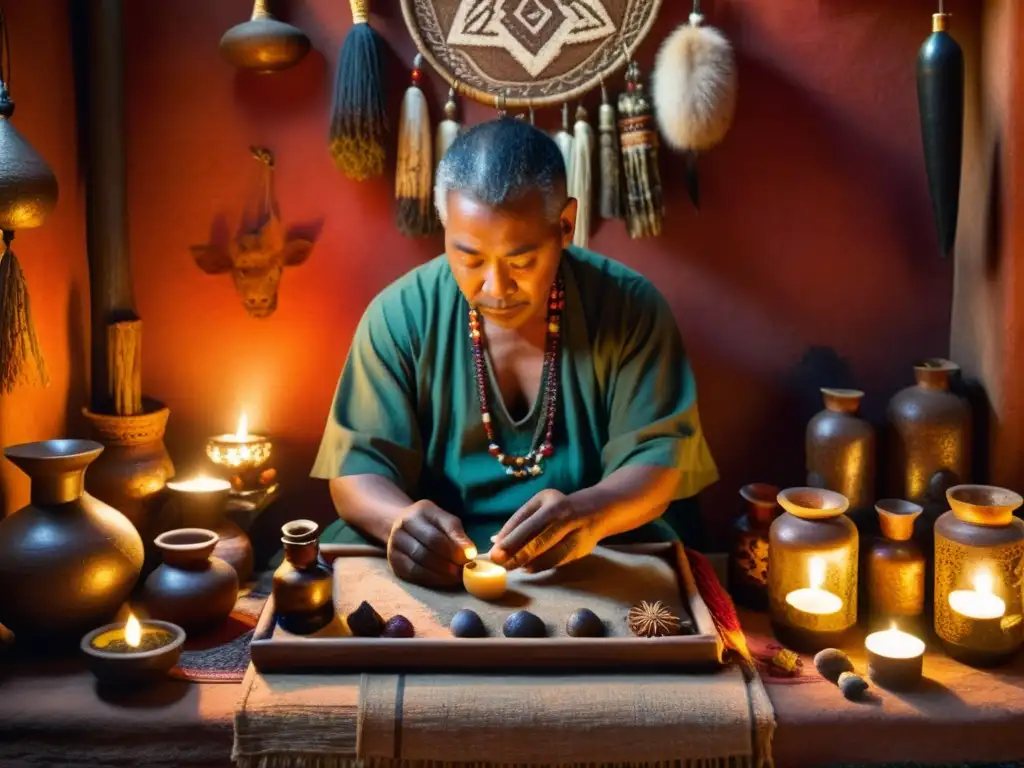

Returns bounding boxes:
[488,444,500,456]
[540,444,554,457]
[411,69,422,84]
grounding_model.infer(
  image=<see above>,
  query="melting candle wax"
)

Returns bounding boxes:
[785,556,843,615]
[949,568,1006,620]
[463,559,507,601]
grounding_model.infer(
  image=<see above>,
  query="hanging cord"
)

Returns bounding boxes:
[0,7,10,89]
[938,0,944,12]
[690,0,704,26]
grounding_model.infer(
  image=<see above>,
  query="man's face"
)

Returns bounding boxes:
[444,189,576,330]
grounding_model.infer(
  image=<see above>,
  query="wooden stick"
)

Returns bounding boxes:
[107,319,142,416]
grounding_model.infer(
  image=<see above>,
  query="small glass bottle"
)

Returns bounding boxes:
[728,483,780,610]
[867,500,925,633]
[272,519,334,634]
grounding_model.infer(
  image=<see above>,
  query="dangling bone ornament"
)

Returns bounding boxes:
[190,148,316,318]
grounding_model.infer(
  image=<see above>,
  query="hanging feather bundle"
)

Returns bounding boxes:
[553,103,574,190]
[599,82,622,220]
[328,0,387,181]
[395,55,433,238]
[0,233,47,393]
[652,5,737,209]
[618,60,664,239]
[569,106,593,248]
[917,5,963,258]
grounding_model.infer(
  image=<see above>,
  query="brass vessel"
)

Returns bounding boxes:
[219,0,311,73]
[806,388,876,512]
[867,499,925,629]
[272,520,334,634]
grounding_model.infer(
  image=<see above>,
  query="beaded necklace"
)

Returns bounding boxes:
[469,278,565,478]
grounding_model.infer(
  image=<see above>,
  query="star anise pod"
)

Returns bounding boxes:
[627,600,681,638]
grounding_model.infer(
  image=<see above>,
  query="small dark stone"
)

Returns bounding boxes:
[347,601,385,637]
[450,609,486,638]
[503,610,546,638]
[838,671,869,700]
[566,608,604,637]
[813,648,854,683]
[382,615,415,638]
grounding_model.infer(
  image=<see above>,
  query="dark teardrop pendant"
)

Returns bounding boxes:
[916,12,964,259]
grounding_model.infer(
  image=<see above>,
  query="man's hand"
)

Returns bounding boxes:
[387,501,476,587]
[489,489,601,572]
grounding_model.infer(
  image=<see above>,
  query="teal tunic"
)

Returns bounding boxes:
[311,247,718,550]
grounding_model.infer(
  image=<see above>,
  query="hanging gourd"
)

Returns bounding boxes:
[0,9,58,393]
[917,2,963,258]
[219,0,311,73]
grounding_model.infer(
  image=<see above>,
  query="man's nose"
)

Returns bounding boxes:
[482,261,515,298]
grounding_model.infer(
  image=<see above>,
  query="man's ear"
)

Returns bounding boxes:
[560,198,578,248]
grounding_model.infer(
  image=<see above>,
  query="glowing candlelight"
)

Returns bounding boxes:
[949,567,1006,620]
[785,556,843,615]
[124,613,142,647]
[865,622,925,689]
[166,475,232,493]
[463,558,507,601]
[236,412,248,439]
[865,623,926,660]
[206,412,272,471]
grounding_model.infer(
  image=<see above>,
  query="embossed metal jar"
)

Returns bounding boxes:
[806,388,876,512]
[888,359,971,513]
[768,488,858,652]
[934,485,1024,666]
[867,499,925,629]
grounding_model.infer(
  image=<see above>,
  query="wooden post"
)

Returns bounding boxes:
[107,320,141,416]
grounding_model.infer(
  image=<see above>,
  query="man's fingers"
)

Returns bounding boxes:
[490,496,544,559]
[496,500,566,564]
[391,529,460,579]
[388,548,459,588]
[425,509,476,564]
[503,519,572,570]
[523,533,580,573]
[401,514,465,565]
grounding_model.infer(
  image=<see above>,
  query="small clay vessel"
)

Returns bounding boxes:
[142,528,238,633]
[219,0,311,73]
[867,500,925,628]
[728,482,779,610]
[0,440,144,648]
[888,359,971,516]
[272,520,334,635]
[806,388,876,513]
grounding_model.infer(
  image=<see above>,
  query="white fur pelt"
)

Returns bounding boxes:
[652,15,737,152]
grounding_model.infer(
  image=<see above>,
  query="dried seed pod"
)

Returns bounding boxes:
[814,648,854,683]
[627,600,681,637]
[838,671,869,700]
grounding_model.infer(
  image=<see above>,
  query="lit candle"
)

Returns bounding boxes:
[463,558,507,601]
[949,567,1006,620]
[206,411,273,487]
[785,556,843,615]
[80,612,186,683]
[865,623,926,689]
[166,475,232,493]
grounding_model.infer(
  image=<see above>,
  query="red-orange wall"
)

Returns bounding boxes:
[111,0,975,545]
[0,2,88,515]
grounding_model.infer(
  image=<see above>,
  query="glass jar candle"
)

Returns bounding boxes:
[769,487,858,652]
[934,485,1024,666]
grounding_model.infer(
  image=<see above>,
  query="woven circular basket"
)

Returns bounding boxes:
[400,0,663,108]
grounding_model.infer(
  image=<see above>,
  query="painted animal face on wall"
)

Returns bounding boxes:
[191,212,314,318]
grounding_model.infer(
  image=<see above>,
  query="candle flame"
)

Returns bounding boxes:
[125,613,142,648]
[236,412,249,439]
[973,567,995,596]
[808,556,826,590]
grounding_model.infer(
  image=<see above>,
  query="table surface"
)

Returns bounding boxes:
[2,613,1023,768]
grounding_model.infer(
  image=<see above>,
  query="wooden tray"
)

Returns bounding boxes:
[250,543,723,673]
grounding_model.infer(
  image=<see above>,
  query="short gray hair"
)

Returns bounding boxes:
[434,118,567,225]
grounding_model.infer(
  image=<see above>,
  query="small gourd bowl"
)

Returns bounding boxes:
[946,484,1024,527]
[777,487,850,520]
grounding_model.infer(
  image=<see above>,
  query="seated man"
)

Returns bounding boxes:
[312,118,717,587]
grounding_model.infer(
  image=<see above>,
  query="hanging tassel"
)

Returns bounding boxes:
[435,87,461,169]
[552,102,574,189]
[0,231,47,393]
[917,2,963,258]
[395,54,433,238]
[652,3,737,209]
[328,0,387,181]
[598,81,622,220]
[618,60,664,239]
[569,106,593,249]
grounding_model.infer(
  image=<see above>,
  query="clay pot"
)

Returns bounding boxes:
[142,528,238,633]
[219,0,311,73]
[159,477,253,582]
[932,485,1024,666]
[768,488,858,653]
[806,388,876,512]
[728,483,779,610]
[888,359,971,514]
[82,402,175,544]
[867,500,926,628]
[0,440,144,647]
[272,520,334,635]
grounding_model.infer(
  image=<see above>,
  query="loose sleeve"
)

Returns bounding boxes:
[600,287,719,499]
[310,297,422,494]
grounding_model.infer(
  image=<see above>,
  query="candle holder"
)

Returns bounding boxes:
[80,614,185,684]
[205,413,275,495]
[867,499,926,631]
[768,487,858,653]
[463,558,508,601]
[934,485,1024,666]
[865,624,925,690]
